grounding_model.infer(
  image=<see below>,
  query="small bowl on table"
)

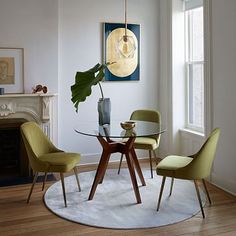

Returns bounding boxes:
[120,121,136,130]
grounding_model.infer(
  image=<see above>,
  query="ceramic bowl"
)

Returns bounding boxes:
[120,121,136,130]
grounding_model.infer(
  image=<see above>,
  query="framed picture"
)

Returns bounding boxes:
[104,22,140,81]
[0,47,24,93]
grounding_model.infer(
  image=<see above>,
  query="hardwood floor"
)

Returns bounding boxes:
[0,160,236,236]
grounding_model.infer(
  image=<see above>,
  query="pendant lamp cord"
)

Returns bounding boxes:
[124,0,127,37]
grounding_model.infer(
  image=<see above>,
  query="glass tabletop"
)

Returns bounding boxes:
[74,120,166,138]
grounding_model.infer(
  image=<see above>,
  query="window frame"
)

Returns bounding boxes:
[185,6,204,133]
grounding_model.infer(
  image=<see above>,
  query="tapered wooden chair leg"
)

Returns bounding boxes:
[74,167,81,192]
[169,177,174,196]
[152,150,158,165]
[202,179,211,204]
[42,172,47,191]
[27,172,38,203]
[149,150,153,178]
[60,173,67,207]
[157,176,166,211]
[194,180,205,218]
[117,154,124,174]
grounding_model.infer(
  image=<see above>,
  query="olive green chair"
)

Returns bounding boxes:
[118,109,161,178]
[20,121,81,207]
[156,128,220,218]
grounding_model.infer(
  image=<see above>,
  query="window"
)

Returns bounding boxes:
[185,3,204,132]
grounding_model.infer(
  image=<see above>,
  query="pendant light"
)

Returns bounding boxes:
[117,0,136,58]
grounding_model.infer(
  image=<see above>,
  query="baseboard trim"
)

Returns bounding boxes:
[79,150,151,165]
[211,172,236,196]
[79,156,151,167]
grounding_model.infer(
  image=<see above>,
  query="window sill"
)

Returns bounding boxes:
[179,128,205,138]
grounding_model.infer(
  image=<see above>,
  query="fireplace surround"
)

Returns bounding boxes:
[0,93,57,179]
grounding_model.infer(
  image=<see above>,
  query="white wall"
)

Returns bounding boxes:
[210,0,236,194]
[0,0,160,164]
[171,0,185,154]
[0,0,59,93]
[58,0,160,163]
[159,0,185,157]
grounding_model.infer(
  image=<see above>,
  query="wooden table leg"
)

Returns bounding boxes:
[97,136,112,184]
[99,152,111,184]
[125,151,141,203]
[88,135,145,203]
[88,150,110,200]
[130,148,146,186]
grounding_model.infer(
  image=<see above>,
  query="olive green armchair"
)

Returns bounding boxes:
[118,109,161,178]
[20,121,81,207]
[156,128,220,218]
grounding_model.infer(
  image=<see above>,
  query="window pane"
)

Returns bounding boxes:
[189,7,203,61]
[188,63,204,128]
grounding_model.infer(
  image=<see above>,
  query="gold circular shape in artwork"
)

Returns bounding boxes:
[106,28,138,78]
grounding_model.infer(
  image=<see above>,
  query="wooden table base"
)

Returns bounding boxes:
[88,136,146,204]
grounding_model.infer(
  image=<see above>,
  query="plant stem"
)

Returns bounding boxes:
[98,82,104,100]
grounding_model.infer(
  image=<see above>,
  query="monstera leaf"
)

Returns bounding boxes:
[71,63,107,112]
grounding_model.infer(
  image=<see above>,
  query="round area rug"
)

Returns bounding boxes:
[44,169,205,229]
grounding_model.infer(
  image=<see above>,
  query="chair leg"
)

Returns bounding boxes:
[27,172,38,203]
[194,180,205,218]
[117,154,124,174]
[42,172,47,191]
[169,177,174,196]
[74,167,81,192]
[157,176,166,211]
[152,150,158,165]
[202,179,212,204]
[60,173,67,207]
[149,150,153,178]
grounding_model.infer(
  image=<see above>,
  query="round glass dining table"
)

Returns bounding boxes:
[74,120,166,204]
[74,120,165,138]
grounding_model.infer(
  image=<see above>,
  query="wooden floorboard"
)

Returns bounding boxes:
[0,160,236,236]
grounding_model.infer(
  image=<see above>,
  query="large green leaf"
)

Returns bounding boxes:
[71,63,107,112]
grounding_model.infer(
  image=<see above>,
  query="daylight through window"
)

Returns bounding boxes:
[185,3,204,132]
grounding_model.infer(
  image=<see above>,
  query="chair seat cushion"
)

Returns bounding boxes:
[123,137,158,150]
[156,155,192,176]
[39,152,80,172]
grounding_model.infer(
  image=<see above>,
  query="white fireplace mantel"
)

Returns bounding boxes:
[0,93,58,144]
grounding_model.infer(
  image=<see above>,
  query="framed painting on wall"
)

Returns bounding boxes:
[0,47,24,94]
[103,22,140,81]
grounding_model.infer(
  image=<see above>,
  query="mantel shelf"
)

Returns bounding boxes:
[0,93,58,98]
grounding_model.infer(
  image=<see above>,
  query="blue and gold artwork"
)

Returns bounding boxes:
[104,23,140,81]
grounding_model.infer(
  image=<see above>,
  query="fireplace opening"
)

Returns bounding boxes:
[0,118,29,181]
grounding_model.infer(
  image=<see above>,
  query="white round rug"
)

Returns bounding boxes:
[44,169,205,229]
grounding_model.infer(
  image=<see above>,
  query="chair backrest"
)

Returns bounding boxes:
[130,109,161,142]
[181,128,221,179]
[20,121,58,170]
[130,109,161,123]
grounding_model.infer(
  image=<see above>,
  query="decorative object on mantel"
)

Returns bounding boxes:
[32,84,48,94]
[0,47,24,93]
[71,63,114,125]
